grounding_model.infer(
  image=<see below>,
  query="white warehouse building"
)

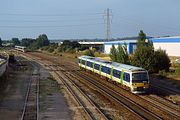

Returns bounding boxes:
[104,36,180,57]
[104,40,137,54]
[151,36,180,57]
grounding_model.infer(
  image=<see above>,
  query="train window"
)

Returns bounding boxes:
[94,64,99,70]
[102,66,105,72]
[113,69,120,78]
[82,60,85,65]
[126,74,130,82]
[87,61,92,67]
[106,67,111,74]
[132,72,148,83]
[123,73,130,82]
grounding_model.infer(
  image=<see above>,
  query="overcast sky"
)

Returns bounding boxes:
[1,0,180,40]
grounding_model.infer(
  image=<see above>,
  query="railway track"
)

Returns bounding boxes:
[72,71,163,120]
[77,70,180,119]
[63,60,180,113]
[57,60,180,119]
[46,65,109,120]
[20,62,39,120]
[47,63,162,119]
[140,95,180,115]
[23,52,180,119]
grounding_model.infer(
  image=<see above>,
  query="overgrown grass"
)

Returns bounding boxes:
[174,64,180,75]
[158,63,180,79]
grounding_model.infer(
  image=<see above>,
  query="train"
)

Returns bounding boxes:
[78,55,150,94]
[15,45,27,52]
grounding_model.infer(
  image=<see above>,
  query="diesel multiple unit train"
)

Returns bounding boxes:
[15,46,27,52]
[78,55,150,93]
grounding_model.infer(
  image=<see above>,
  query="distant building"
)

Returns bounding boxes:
[151,36,180,57]
[104,36,180,57]
[104,40,137,54]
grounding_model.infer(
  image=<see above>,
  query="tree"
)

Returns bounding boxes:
[60,40,81,52]
[36,34,49,47]
[154,49,171,72]
[84,49,95,57]
[12,38,20,46]
[29,34,50,50]
[138,30,146,43]
[132,30,156,72]
[21,38,35,47]
[109,44,117,61]
[116,44,129,64]
[0,38,2,46]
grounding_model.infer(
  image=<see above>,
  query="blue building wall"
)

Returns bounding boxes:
[104,40,137,54]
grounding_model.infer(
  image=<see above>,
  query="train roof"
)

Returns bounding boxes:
[15,45,26,49]
[79,55,146,72]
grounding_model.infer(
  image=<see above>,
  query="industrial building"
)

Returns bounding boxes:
[104,36,180,57]
[151,36,180,57]
[104,40,137,54]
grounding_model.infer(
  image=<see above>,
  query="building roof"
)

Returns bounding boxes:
[104,40,137,45]
[79,42,104,45]
[103,36,180,44]
[150,36,180,43]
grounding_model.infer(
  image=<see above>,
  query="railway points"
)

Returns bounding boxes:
[11,52,180,120]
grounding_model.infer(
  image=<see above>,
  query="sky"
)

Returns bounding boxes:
[0,0,180,40]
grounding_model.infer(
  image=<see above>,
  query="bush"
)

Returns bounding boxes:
[84,49,95,57]
[154,49,171,72]
[159,70,168,78]
[109,44,117,61]
[175,64,180,75]
[132,43,155,72]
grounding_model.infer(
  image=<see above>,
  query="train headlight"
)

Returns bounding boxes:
[132,83,137,86]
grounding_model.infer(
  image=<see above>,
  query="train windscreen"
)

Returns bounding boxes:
[132,72,148,83]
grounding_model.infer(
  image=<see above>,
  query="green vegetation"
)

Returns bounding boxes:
[21,38,35,47]
[41,43,58,53]
[41,40,81,54]
[0,38,2,47]
[110,44,117,61]
[174,63,180,75]
[12,38,20,46]
[132,30,156,72]
[109,30,171,73]
[116,44,129,64]
[83,48,95,57]
[110,44,129,64]
[154,49,171,72]
[28,34,50,50]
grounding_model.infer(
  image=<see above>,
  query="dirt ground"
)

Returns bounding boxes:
[39,63,72,120]
[0,57,73,120]
[0,62,31,120]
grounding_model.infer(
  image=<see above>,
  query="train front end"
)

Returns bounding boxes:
[131,71,150,94]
